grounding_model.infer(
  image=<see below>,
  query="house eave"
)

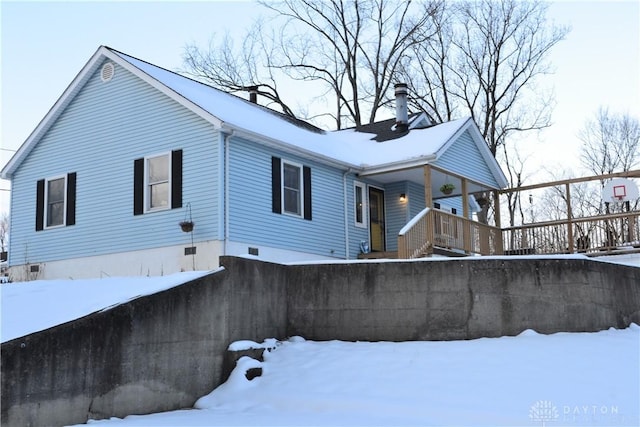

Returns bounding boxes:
[358,155,438,177]
[220,124,361,172]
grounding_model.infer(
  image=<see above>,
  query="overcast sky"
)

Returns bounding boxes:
[1,0,639,214]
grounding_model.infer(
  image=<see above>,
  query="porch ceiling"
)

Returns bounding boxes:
[359,166,494,198]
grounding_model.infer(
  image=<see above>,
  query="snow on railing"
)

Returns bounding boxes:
[398,208,433,259]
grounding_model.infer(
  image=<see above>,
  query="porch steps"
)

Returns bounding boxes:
[432,247,467,258]
[357,251,398,260]
[358,247,467,260]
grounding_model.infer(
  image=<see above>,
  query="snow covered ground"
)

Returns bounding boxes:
[0,270,213,342]
[78,327,639,427]
[1,254,638,426]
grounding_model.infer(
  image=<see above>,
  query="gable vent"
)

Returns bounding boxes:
[101,62,115,82]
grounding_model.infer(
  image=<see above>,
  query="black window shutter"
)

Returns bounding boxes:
[36,179,45,231]
[66,172,76,226]
[171,149,183,209]
[133,158,144,215]
[271,157,282,214]
[303,166,312,220]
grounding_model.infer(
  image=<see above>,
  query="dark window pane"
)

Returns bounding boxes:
[283,163,300,189]
[150,182,169,209]
[48,178,65,203]
[283,163,301,215]
[284,188,300,215]
[47,178,65,226]
[148,155,169,182]
[47,202,64,226]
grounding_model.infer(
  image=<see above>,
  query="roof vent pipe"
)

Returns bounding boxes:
[394,83,409,132]
[248,86,259,104]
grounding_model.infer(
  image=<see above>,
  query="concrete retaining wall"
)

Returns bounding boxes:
[2,256,639,426]
[286,257,640,341]
[1,258,288,427]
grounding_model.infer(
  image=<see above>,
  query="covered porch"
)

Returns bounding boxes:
[358,163,504,259]
[383,169,640,259]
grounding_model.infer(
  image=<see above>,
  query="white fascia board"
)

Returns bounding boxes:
[465,124,509,188]
[220,125,360,171]
[357,155,438,177]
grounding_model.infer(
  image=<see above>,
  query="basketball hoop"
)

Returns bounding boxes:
[603,179,638,204]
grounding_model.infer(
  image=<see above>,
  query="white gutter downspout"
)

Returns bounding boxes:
[342,168,355,260]
[223,130,235,256]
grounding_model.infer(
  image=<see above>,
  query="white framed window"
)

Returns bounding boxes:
[271,156,312,220]
[354,181,367,228]
[45,175,67,228]
[282,160,303,217]
[145,152,171,211]
[134,150,182,216]
[36,173,76,231]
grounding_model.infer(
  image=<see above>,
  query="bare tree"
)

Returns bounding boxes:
[579,107,640,176]
[183,0,440,129]
[578,107,640,220]
[407,0,569,156]
[0,212,8,254]
[183,21,298,117]
[403,0,568,224]
[499,143,531,227]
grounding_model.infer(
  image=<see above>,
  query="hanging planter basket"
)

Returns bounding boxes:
[179,221,194,233]
[440,183,455,195]
[179,202,194,232]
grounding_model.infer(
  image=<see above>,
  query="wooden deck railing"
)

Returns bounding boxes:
[397,208,638,259]
[502,211,640,255]
[398,208,502,258]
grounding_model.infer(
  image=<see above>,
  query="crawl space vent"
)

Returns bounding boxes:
[101,62,115,82]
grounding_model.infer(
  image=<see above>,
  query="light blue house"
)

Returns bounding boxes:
[1,46,508,280]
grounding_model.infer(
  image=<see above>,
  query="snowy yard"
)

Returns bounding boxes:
[79,328,639,426]
[1,254,639,426]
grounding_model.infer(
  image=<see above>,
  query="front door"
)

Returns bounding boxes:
[369,187,386,252]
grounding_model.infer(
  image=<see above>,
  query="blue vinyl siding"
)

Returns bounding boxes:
[407,181,426,219]
[434,130,499,188]
[227,136,347,258]
[383,182,408,252]
[8,59,219,265]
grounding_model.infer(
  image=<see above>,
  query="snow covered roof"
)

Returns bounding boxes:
[1,46,507,189]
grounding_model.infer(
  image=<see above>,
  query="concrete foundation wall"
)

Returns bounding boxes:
[286,258,640,341]
[2,256,639,426]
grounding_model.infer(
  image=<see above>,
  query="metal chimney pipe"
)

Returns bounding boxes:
[248,86,258,104]
[395,83,409,131]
